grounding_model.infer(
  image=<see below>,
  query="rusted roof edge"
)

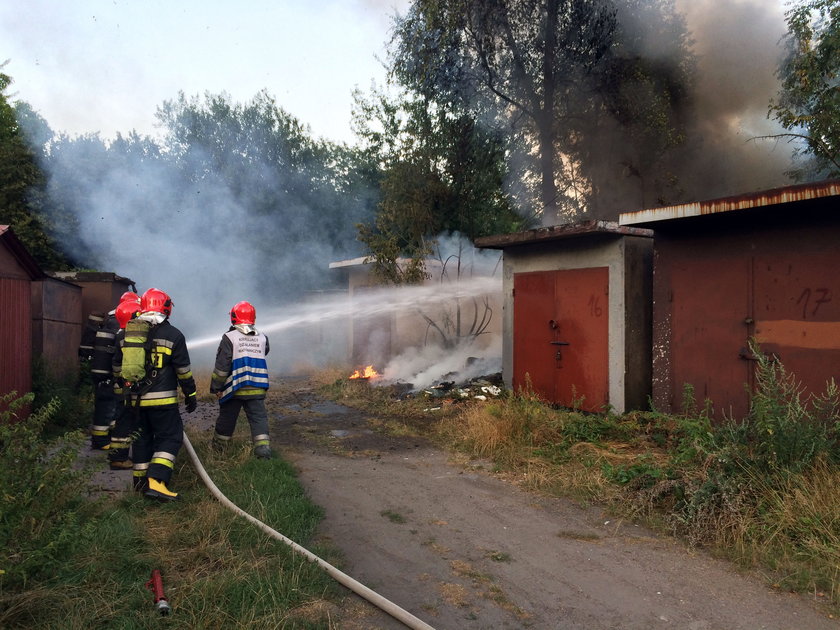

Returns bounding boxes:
[0,225,47,279]
[48,270,136,285]
[619,179,840,226]
[475,220,653,249]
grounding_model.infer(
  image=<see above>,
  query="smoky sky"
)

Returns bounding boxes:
[673,0,793,194]
[31,127,374,348]
[651,0,795,206]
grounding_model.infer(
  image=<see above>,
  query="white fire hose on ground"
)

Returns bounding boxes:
[181,432,436,630]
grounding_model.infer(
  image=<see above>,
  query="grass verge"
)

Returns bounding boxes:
[1,393,343,629]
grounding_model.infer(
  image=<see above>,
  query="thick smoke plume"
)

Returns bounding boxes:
[672,0,793,197]
[23,109,376,371]
[606,0,794,214]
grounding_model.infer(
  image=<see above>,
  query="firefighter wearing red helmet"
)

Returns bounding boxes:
[210,301,272,458]
[106,297,143,470]
[79,290,140,450]
[113,288,197,501]
[120,291,140,305]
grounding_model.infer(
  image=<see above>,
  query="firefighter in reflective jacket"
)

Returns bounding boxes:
[81,293,137,449]
[113,288,197,501]
[210,301,272,459]
[107,296,142,470]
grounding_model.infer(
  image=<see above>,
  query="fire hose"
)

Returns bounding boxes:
[181,432,436,630]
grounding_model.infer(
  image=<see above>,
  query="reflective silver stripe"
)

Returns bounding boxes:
[230,365,269,378]
[134,462,150,470]
[213,369,230,379]
[110,437,131,444]
[155,338,175,349]
[141,390,178,400]
[92,424,110,432]
[253,434,269,442]
[176,365,192,375]
[152,451,176,462]
[214,433,232,441]
[96,330,116,340]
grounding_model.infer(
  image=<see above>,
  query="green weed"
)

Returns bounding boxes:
[0,392,89,592]
[1,412,341,629]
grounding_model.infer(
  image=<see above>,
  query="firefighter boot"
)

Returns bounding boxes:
[144,478,179,502]
[109,458,133,470]
[254,444,272,459]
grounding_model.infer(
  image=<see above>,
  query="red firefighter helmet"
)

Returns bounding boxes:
[141,288,173,317]
[120,291,140,305]
[230,301,256,325]
[115,300,138,329]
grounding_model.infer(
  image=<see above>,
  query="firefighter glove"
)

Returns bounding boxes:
[185,393,197,413]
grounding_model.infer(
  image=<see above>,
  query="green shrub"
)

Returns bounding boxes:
[31,358,91,436]
[743,346,833,472]
[603,455,669,488]
[0,392,88,590]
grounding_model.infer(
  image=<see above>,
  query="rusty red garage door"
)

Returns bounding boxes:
[668,250,840,419]
[669,254,753,418]
[513,267,609,411]
[752,252,840,406]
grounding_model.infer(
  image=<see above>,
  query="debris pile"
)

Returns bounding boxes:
[384,373,505,411]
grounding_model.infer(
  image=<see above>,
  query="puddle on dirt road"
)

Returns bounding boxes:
[284,400,354,415]
[329,428,375,438]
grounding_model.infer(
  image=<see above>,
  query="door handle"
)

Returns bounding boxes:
[550,341,570,346]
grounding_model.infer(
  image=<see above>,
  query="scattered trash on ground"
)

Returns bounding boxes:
[389,373,506,409]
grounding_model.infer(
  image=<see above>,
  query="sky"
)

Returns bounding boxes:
[0,0,410,145]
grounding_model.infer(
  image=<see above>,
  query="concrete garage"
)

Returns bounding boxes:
[477,221,653,413]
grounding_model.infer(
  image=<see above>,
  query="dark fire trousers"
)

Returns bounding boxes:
[91,381,119,448]
[108,403,136,462]
[214,398,269,444]
[132,407,184,485]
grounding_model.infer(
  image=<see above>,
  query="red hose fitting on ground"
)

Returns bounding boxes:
[145,569,171,615]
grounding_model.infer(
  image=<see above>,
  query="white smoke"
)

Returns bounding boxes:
[380,333,502,390]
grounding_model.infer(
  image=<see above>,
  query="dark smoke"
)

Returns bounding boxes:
[672,0,793,197]
[601,0,794,216]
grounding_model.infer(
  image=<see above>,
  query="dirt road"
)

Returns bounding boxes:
[268,378,838,630]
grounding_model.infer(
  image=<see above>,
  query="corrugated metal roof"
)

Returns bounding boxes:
[475,219,653,250]
[619,179,840,226]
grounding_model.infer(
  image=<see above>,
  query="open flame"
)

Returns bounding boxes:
[349,365,379,380]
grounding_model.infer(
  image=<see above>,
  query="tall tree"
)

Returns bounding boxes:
[770,0,840,178]
[390,0,693,224]
[0,69,70,269]
[353,86,525,284]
